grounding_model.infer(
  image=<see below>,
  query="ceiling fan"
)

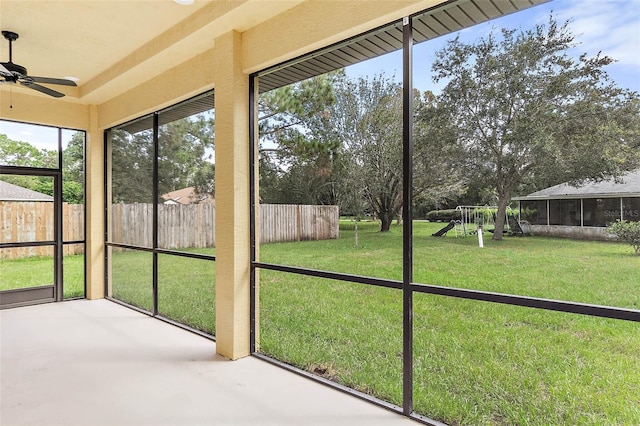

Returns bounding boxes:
[0,30,77,98]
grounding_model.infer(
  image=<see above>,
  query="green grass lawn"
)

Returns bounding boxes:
[0,253,84,299]
[109,249,216,335]
[261,220,639,309]
[2,221,638,425]
[258,221,640,425]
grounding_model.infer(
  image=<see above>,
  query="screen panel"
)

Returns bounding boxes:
[413,293,640,425]
[111,249,153,312]
[109,123,154,248]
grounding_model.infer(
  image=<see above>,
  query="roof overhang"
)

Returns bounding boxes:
[259,0,549,92]
[513,170,640,201]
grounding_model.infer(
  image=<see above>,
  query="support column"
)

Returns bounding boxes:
[85,105,105,299]
[214,30,251,360]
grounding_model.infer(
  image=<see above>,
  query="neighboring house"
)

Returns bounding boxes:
[0,180,54,202]
[161,186,214,205]
[512,170,640,240]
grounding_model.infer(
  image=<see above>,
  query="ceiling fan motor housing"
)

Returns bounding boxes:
[1,30,24,79]
[1,61,27,76]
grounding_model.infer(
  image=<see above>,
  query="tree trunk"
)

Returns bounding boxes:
[492,195,510,241]
[354,220,359,249]
[380,211,393,232]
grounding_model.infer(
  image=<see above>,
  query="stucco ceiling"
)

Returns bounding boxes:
[0,0,304,105]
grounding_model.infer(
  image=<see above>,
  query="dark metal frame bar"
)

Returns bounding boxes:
[152,112,160,315]
[255,262,402,289]
[249,75,257,353]
[53,173,63,301]
[0,240,55,249]
[103,130,110,299]
[0,286,55,309]
[1,164,61,176]
[402,16,414,416]
[63,239,86,245]
[106,242,216,261]
[255,263,640,322]
[54,128,64,301]
[410,283,640,322]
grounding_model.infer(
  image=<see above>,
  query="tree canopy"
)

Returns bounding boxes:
[257,72,341,205]
[110,113,215,203]
[0,134,57,168]
[432,16,640,239]
[1,132,85,204]
[259,72,463,232]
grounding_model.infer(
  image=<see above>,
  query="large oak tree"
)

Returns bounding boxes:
[324,74,462,232]
[432,16,640,239]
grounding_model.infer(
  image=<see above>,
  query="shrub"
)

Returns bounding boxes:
[426,209,461,222]
[607,220,640,255]
[472,206,500,224]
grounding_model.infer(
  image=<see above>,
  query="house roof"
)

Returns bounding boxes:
[161,186,214,205]
[0,180,54,202]
[513,170,640,200]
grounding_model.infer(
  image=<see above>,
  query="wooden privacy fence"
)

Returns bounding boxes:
[111,203,215,249]
[2,202,338,259]
[0,201,84,259]
[112,203,339,249]
[259,204,340,243]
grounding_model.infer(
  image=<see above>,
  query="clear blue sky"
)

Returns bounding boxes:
[347,0,640,94]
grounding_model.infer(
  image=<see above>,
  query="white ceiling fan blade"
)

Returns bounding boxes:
[29,76,77,87]
[0,63,12,75]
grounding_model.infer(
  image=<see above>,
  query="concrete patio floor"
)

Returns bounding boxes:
[0,299,414,426]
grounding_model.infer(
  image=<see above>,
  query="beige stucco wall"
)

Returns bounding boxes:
[97,49,216,130]
[0,91,88,130]
[85,106,105,300]
[213,30,251,360]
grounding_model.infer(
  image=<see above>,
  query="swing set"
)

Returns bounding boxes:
[432,206,529,237]
[454,205,497,236]
[455,205,529,236]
